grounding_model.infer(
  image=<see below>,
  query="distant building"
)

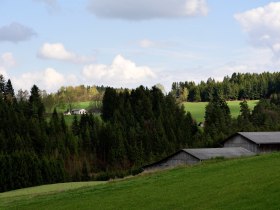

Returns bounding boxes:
[223,132,280,153]
[142,147,254,172]
[64,111,71,115]
[198,122,204,127]
[71,109,87,115]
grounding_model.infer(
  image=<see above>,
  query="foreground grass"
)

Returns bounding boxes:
[183,100,258,122]
[1,153,280,210]
[0,182,105,201]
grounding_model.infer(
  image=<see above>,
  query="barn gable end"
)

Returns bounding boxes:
[143,151,200,172]
[224,134,259,153]
[223,132,280,153]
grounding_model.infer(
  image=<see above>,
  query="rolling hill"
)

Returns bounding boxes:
[1,152,279,210]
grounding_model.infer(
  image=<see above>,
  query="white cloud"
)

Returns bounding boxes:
[38,43,94,63]
[0,22,36,43]
[88,0,208,20]
[235,2,280,58]
[0,67,8,79]
[1,53,16,68]
[139,39,156,48]
[137,39,174,49]
[82,55,156,87]
[0,52,16,79]
[12,68,78,92]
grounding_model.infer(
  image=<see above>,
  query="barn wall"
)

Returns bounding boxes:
[165,152,199,165]
[259,144,280,153]
[144,151,199,171]
[224,135,259,153]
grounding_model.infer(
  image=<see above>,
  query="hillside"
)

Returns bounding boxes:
[1,153,280,210]
[183,100,258,122]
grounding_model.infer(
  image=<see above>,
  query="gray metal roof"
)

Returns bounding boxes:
[238,132,280,144]
[182,147,255,160]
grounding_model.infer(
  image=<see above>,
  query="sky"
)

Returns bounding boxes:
[1,0,280,93]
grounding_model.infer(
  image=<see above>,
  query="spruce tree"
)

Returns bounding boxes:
[4,79,15,102]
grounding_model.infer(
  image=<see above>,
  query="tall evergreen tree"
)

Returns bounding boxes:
[29,85,45,119]
[4,79,15,101]
[204,89,232,146]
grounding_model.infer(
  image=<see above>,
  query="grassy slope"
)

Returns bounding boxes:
[1,153,280,210]
[183,100,258,122]
[47,101,102,125]
[54,101,95,113]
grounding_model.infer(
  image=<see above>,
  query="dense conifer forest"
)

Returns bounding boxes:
[1,72,280,192]
[172,72,280,102]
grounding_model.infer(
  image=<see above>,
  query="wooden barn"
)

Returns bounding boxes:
[223,132,280,153]
[143,147,254,171]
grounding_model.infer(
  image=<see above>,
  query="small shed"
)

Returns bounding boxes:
[142,147,254,172]
[71,109,87,115]
[223,132,280,153]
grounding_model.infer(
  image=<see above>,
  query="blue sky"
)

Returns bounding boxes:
[0,0,280,92]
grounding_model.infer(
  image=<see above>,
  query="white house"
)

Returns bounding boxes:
[71,109,87,115]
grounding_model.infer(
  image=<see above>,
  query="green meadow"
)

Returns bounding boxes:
[1,153,280,210]
[54,101,101,113]
[46,101,102,125]
[183,100,259,122]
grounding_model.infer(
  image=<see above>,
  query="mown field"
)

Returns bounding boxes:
[183,100,258,122]
[46,101,102,125]
[47,100,258,125]
[54,101,101,113]
[1,153,280,210]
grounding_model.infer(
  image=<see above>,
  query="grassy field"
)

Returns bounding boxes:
[46,101,102,125]
[0,182,105,200]
[183,100,259,122]
[1,153,280,210]
[54,101,101,113]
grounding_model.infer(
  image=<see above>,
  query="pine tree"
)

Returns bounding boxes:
[4,79,15,102]
[204,89,232,146]
[0,74,5,97]
[29,85,45,119]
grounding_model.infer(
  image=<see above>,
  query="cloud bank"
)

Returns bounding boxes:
[88,0,208,20]
[12,68,77,92]
[82,55,156,87]
[38,43,94,63]
[0,23,36,43]
[235,2,280,58]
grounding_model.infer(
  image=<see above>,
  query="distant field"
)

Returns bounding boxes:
[183,100,258,122]
[1,153,280,210]
[54,101,101,113]
[46,101,102,125]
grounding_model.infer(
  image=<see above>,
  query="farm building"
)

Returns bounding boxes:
[71,109,87,115]
[223,132,280,153]
[143,147,254,171]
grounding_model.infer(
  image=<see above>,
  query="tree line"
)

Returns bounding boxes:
[0,75,200,192]
[2,72,280,192]
[172,72,280,102]
[41,85,106,113]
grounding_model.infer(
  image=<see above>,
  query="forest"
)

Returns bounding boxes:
[172,72,280,102]
[1,72,280,192]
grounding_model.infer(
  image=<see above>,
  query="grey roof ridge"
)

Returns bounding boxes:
[237,132,280,144]
[182,147,255,160]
